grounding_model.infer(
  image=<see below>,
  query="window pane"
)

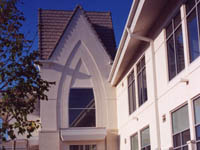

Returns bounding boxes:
[69,109,95,127]
[166,23,173,38]
[175,26,185,73]
[196,125,200,140]
[128,84,134,113]
[173,133,181,147]
[194,98,200,124]
[70,145,96,150]
[137,73,143,106]
[142,69,148,102]
[187,10,200,62]
[174,12,181,28]
[131,134,138,150]
[186,0,195,14]
[128,72,133,83]
[197,142,200,150]
[141,127,150,148]
[172,105,189,134]
[69,89,94,108]
[141,57,145,69]
[182,129,190,145]
[69,89,96,127]
[167,37,176,80]
[183,146,188,150]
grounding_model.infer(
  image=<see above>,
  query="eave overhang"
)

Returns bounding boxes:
[109,0,168,86]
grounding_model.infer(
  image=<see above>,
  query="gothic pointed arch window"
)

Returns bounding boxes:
[69,88,96,127]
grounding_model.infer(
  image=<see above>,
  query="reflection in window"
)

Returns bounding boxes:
[141,127,151,150]
[137,56,148,106]
[166,11,185,80]
[130,134,138,150]
[194,97,200,149]
[128,71,136,114]
[70,145,97,150]
[69,89,95,127]
[186,0,200,62]
[172,105,190,150]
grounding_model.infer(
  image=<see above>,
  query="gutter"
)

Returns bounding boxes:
[124,28,162,149]
[108,0,140,83]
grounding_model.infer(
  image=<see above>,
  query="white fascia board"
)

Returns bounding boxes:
[109,0,146,86]
[60,127,107,141]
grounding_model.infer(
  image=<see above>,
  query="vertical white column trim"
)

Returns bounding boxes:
[181,5,190,70]
[188,99,196,141]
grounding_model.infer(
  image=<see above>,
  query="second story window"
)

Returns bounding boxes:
[166,11,185,80]
[186,0,200,62]
[69,88,96,127]
[172,104,190,150]
[137,56,148,106]
[128,71,136,114]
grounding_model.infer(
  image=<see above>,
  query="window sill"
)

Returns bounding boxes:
[60,127,106,141]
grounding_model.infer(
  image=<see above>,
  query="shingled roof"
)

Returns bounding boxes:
[38,6,116,60]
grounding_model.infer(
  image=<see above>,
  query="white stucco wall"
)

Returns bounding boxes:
[116,4,200,150]
[39,8,118,150]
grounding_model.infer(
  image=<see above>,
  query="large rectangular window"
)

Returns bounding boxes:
[69,88,95,127]
[194,97,200,149]
[128,71,136,114]
[70,145,97,150]
[137,56,148,106]
[186,0,200,62]
[130,134,138,150]
[166,11,185,80]
[141,127,151,150]
[172,105,190,150]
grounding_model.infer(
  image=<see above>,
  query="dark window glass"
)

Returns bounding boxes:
[186,0,195,13]
[166,11,185,80]
[182,129,190,145]
[196,125,200,140]
[173,133,181,147]
[137,57,148,106]
[167,37,176,80]
[175,27,184,73]
[69,89,95,127]
[197,142,200,150]
[174,12,181,28]
[187,10,200,62]
[166,23,173,38]
[182,146,188,150]
[128,72,136,114]
[70,145,96,150]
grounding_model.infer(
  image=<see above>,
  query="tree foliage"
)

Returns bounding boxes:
[0,0,54,140]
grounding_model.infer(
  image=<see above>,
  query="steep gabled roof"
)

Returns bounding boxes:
[38,6,116,60]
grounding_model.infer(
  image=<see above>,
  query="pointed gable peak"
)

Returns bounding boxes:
[38,6,116,60]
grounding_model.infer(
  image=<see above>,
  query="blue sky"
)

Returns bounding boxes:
[18,0,133,51]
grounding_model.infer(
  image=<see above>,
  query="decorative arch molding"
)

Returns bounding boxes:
[57,40,108,129]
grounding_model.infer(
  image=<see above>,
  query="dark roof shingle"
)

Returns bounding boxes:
[38,6,116,60]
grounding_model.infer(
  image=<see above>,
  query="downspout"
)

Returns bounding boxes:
[127,28,161,150]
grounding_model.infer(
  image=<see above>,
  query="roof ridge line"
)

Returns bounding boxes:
[48,6,83,59]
